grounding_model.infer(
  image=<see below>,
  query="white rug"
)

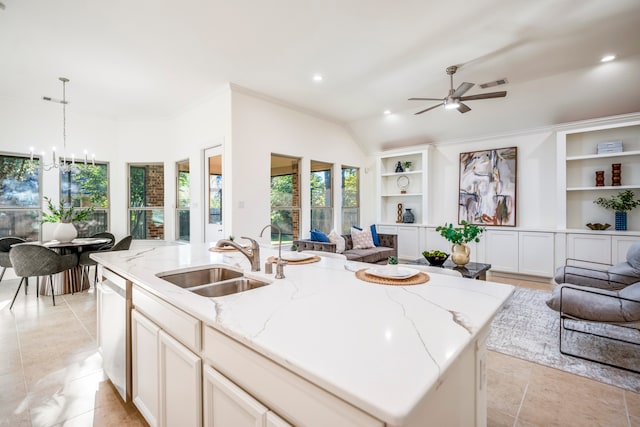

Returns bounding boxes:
[487,287,640,393]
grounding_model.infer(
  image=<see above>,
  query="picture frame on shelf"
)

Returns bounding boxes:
[458,146,517,226]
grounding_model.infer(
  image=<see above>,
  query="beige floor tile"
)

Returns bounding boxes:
[487,351,534,381]
[627,390,640,419]
[0,394,32,427]
[487,407,516,427]
[0,370,27,396]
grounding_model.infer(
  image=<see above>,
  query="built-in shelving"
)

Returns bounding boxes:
[566,149,640,161]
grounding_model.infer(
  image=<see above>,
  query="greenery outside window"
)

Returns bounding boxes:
[60,162,109,237]
[0,153,41,240]
[311,160,333,233]
[176,160,190,241]
[129,163,164,240]
[341,166,359,234]
[270,154,300,243]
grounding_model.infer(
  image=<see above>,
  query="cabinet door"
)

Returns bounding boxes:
[612,236,639,264]
[519,232,555,277]
[397,226,420,260]
[159,330,202,427]
[132,309,160,427]
[566,233,611,265]
[266,412,292,427]
[485,230,519,273]
[203,365,267,427]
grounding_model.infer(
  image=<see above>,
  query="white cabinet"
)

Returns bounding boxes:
[132,309,160,427]
[519,232,555,277]
[485,230,519,273]
[566,233,611,264]
[266,413,292,427]
[204,365,268,427]
[397,225,421,260]
[612,235,639,264]
[159,330,202,427]
[377,150,429,225]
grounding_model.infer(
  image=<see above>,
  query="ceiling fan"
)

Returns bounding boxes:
[409,66,507,115]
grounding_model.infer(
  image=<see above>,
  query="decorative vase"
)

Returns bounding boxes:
[451,244,471,266]
[395,161,404,173]
[595,171,605,187]
[53,222,78,242]
[615,211,627,231]
[402,208,415,223]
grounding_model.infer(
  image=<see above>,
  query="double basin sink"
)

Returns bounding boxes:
[157,266,270,298]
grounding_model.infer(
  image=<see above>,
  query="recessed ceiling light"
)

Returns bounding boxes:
[312,74,323,82]
[601,55,616,63]
[383,110,391,115]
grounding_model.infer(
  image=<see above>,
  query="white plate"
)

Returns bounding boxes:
[280,252,316,261]
[365,266,419,279]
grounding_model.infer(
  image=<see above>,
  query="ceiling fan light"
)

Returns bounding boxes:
[444,96,460,110]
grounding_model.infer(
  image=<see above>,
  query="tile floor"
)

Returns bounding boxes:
[0,274,638,427]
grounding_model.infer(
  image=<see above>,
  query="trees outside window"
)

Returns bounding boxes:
[341,166,359,234]
[310,160,333,233]
[0,154,40,240]
[176,160,190,241]
[270,154,300,243]
[60,162,109,237]
[129,164,164,239]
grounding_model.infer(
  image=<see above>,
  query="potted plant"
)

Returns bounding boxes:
[387,255,398,273]
[42,196,93,242]
[435,220,485,266]
[594,190,640,231]
[402,161,412,172]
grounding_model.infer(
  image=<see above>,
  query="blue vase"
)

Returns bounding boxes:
[615,211,627,231]
[402,208,415,223]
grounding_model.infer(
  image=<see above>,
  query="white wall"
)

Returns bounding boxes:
[229,89,373,239]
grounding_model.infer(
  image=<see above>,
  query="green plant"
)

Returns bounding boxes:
[228,235,235,241]
[436,220,485,246]
[387,256,398,265]
[41,196,93,223]
[290,244,298,251]
[594,190,640,212]
[402,161,412,169]
[422,249,448,258]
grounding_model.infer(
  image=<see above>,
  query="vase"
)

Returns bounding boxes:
[53,222,78,242]
[402,208,415,223]
[615,211,627,231]
[451,244,471,266]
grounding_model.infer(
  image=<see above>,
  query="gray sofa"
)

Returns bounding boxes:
[293,233,397,264]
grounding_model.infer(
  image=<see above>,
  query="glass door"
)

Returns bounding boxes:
[204,146,224,243]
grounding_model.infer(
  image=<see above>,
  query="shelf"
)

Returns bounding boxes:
[381,171,422,177]
[567,184,640,191]
[381,193,423,197]
[566,150,640,161]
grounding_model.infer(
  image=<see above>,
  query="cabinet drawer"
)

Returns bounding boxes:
[132,286,201,351]
[203,326,383,427]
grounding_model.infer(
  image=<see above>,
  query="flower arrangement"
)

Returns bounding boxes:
[41,196,93,223]
[436,220,485,246]
[594,190,640,212]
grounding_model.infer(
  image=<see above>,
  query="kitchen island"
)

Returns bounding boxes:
[92,242,514,427]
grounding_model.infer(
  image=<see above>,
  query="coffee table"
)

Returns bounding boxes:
[408,258,492,280]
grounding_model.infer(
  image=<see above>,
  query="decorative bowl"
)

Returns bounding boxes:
[586,223,611,230]
[423,254,449,266]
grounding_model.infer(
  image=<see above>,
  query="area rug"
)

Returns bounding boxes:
[487,287,640,393]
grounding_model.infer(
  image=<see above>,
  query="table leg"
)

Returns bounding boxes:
[39,266,91,295]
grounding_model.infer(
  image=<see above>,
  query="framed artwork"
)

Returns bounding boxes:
[458,147,517,226]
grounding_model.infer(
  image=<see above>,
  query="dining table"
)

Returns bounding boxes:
[37,237,111,295]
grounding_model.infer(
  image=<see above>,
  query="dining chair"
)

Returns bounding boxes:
[0,236,26,284]
[87,232,116,250]
[9,245,78,309]
[78,235,133,289]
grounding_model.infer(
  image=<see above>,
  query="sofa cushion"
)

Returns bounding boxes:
[370,224,380,246]
[310,229,330,243]
[546,283,640,322]
[626,241,640,270]
[345,247,396,264]
[351,227,375,249]
[553,265,620,290]
[328,230,346,254]
[607,262,640,287]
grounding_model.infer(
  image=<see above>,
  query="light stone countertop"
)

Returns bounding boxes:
[92,242,514,425]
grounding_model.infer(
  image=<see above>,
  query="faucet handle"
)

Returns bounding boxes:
[240,236,259,249]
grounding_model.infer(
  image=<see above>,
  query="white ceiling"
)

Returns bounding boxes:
[1,0,640,153]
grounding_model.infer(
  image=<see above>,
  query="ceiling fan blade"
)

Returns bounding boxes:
[414,103,443,115]
[459,91,507,101]
[452,82,474,98]
[409,97,444,101]
[457,103,471,113]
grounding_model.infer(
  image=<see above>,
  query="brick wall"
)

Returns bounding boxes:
[146,164,164,239]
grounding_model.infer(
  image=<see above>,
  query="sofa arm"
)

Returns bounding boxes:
[293,239,337,253]
[378,233,397,252]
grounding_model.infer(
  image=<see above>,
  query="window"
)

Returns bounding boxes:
[310,160,333,233]
[60,162,109,237]
[176,159,190,241]
[341,166,359,234]
[270,154,300,243]
[129,163,164,240]
[0,153,41,240]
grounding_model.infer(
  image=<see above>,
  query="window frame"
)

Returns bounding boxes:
[176,159,190,241]
[0,151,42,240]
[128,162,165,240]
[341,165,360,234]
[310,160,333,233]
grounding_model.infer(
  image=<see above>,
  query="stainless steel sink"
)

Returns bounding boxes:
[157,266,243,288]
[190,277,270,298]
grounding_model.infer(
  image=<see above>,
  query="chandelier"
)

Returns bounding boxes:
[30,77,94,172]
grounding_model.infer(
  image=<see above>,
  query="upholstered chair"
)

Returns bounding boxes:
[0,237,26,284]
[78,235,132,288]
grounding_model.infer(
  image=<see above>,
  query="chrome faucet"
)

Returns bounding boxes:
[215,236,260,272]
[260,224,286,279]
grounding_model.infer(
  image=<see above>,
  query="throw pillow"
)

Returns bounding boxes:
[626,241,640,271]
[310,229,330,243]
[370,224,380,246]
[351,226,375,249]
[328,230,346,254]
